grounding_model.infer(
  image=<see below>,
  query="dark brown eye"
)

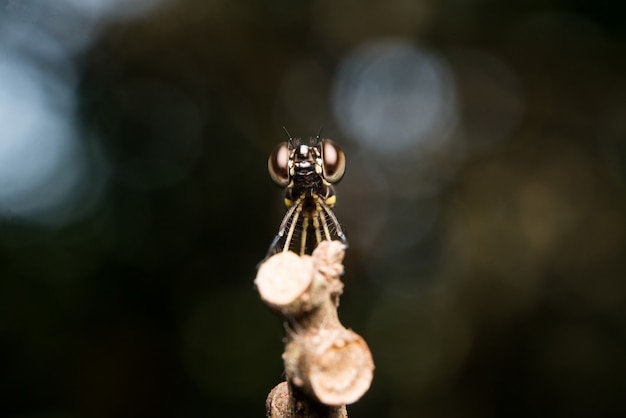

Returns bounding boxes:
[320,139,346,183]
[268,142,290,186]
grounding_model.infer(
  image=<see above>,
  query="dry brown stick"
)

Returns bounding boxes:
[255,241,374,417]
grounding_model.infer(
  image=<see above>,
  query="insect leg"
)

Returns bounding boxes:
[315,196,332,244]
[300,216,309,256]
[319,199,348,245]
[277,196,301,236]
[265,196,302,257]
[315,195,332,241]
[312,206,323,245]
[283,202,302,253]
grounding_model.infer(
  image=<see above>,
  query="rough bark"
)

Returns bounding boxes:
[256,241,374,417]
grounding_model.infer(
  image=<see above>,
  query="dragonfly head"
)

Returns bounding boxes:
[268,136,346,188]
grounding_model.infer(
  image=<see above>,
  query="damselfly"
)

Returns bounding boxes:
[266,132,347,256]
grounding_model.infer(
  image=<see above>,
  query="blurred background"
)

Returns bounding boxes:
[1,0,625,417]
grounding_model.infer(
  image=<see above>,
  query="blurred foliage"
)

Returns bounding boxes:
[2,0,626,417]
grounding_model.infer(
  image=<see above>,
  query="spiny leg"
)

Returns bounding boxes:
[312,206,323,245]
[283,202,303,252]
[265,196,303,257]
[319,199,348,245]
[277,196,302,236]
[315,196,332,241]
[300,216,309,255]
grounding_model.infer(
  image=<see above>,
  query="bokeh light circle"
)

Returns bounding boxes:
[332,40,457,155]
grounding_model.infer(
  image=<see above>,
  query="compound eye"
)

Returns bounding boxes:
[268,142,290,187]
[320,139,346,183]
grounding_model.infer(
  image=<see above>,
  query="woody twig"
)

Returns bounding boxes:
[255,241,374,417]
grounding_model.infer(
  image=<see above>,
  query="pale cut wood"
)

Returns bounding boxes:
[257,241,374,417]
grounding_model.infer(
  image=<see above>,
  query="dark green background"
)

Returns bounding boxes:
[2,0,626,417]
